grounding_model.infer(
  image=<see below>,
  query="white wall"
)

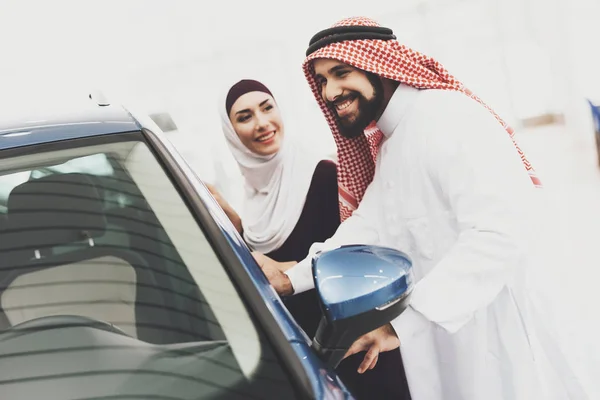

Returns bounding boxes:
[1,0,598,206]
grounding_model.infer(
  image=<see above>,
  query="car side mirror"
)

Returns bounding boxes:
[310,244,414,369]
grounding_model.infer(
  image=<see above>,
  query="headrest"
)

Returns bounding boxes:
[5,173,107,252]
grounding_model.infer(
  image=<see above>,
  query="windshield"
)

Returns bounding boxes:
[0,133,297,399]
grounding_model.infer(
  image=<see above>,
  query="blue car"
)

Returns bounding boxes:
[0,95,414,399]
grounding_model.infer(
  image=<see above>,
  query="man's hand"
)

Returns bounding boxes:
[343,323,400,373]
[252,252,296,296]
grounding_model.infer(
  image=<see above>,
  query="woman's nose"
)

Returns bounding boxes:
[255,113,269,130]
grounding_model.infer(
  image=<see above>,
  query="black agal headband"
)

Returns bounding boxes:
[306,25,397,57]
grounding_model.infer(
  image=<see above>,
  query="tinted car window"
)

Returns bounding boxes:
[0,135,297,399]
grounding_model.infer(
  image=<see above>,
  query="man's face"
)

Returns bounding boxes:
[313,58,383,139]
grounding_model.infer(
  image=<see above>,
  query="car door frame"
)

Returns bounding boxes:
[140,126,356,399]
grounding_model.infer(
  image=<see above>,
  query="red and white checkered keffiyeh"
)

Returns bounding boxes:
[303,16,542,222]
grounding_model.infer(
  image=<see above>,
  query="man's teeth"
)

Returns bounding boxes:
[336,98,354,110]
[257,132,275,142]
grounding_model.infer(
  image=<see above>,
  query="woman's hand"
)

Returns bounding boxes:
[205,183,243,234]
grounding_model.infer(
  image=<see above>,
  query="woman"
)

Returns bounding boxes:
[216,78,338,337]
[213,78,409,399]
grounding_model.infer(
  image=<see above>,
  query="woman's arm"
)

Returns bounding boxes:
[205,183,243,234]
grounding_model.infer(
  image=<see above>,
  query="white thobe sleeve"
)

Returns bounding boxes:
[284,185,381,294]
[392,96,535,338]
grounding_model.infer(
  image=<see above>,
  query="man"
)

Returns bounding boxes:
[253,16,577,400]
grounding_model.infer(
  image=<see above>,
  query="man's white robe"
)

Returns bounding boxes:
[285,84,581,399]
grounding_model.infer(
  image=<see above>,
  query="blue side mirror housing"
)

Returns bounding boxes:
[310,244,414,368]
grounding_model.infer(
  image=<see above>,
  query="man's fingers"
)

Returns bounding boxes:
[343,339,365,360]
[358,345,379,374]
[368,353,379,371]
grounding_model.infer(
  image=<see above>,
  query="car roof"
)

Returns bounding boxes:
[0,95,141,151]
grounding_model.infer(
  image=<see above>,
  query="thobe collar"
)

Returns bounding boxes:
[377,84,422,138]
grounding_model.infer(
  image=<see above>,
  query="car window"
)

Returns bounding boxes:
[0,134,298,399]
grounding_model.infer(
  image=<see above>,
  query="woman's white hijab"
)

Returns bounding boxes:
[219,78,324,254]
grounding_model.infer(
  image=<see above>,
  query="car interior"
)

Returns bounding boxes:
[0,139,262,356]
[0,151,225,343]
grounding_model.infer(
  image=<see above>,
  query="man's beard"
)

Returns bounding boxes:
[329,73,384,139]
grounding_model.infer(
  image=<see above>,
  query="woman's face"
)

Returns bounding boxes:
[229,91,284,156]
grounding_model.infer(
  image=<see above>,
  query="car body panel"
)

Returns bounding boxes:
[0,104,140,151]
[0,98,354,399]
